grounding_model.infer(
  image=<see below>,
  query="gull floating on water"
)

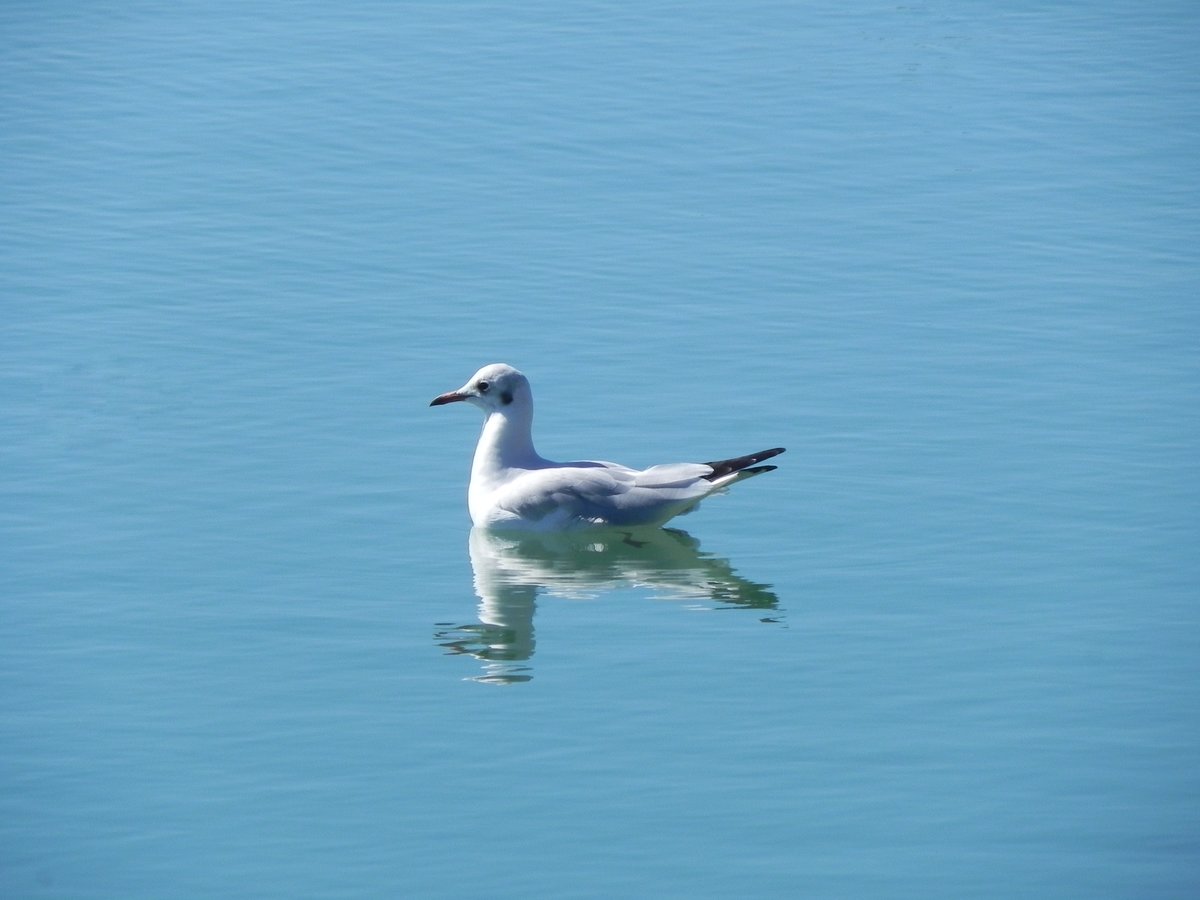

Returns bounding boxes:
[430,363,784,531]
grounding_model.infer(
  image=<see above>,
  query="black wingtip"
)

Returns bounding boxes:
[702,447,786,482]
[739,465,777,478]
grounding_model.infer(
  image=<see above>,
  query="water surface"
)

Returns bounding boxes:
[2,1,1198,897]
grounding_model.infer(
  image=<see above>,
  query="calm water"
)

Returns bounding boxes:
[3,1,1198,897]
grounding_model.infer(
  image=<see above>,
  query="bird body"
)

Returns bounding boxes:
[430,364,783,531]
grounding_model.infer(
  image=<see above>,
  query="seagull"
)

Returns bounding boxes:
[430,363,784,531]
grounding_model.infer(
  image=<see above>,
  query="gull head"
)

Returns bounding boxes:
[430,363,531,414]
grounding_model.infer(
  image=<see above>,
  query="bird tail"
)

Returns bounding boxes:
[702,447,785,483]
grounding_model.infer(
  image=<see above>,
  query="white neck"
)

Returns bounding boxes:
[471,403,542,482]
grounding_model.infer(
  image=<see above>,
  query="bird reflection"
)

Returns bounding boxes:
[434,527,782,684]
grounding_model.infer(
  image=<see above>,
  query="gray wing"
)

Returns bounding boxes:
[493,461,719,527]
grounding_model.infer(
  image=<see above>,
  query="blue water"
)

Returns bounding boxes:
[3,1,1198,896]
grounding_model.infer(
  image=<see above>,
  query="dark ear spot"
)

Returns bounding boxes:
[501,390,513,405]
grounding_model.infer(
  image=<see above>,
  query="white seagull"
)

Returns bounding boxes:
[430,363,784,531]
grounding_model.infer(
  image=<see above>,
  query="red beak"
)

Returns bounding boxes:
[430,391,468,407]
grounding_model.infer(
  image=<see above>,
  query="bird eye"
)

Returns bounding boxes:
[476,380,490,393]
